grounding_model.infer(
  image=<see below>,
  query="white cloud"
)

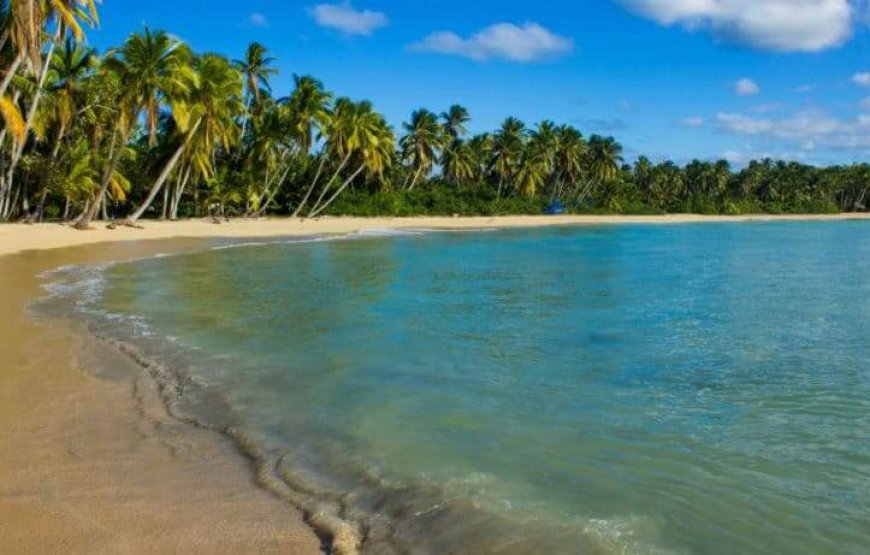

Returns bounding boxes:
[248,12,269,27]
[716,110,870,152]
[852,72,870,86]
[859,97,870,110]
[309,3,388,36]
[793,84,815,93]
[678,116,705,127]
[735,78,760,96]
[618,0,855,52]
[409,22,573,62]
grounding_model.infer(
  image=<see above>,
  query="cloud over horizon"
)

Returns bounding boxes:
[717,110,870,153]
[409,22,573,62]
[309,2,388,36]
[618,0,855,52]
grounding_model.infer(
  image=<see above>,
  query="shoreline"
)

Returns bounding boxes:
[2,214,869,554]
[0,238,324,554]
[1,213,870,257]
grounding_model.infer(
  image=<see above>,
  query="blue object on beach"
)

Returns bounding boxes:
[545,199,566,215]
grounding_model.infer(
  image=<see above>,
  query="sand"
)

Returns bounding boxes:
[0,239,323,554]
[1,214,869,554]
[1,213,870,257]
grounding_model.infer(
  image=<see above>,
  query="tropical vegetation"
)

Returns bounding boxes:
[0,4,868,227]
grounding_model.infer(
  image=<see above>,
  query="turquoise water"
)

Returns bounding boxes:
[59,224,870,553]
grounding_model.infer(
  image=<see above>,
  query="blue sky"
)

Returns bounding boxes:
[89,1,870,166]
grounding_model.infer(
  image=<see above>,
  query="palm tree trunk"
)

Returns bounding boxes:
[100,193,108,221]
[256,163,293,217]
[235,90,252,161]
[309,164,365,218]
[170,165,191,220]
[27,122,67,223]
[5,31,60,213]
[161,175,171,219]
[308,152,352,217]
[292,154,327,217]
[407,167,424,191]
[0,52,24,97]
[125,130,194,225]
[76,126,129,229]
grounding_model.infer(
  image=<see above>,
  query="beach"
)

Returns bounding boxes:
[2,214,870,554]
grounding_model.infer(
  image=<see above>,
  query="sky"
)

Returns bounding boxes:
[88,1,870,167]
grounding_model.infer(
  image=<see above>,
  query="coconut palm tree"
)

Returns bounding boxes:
[233,42,276,146]
[283,75,334,217]
[126,53,242,224]
[441,104,470,140]
[76,27,195,229]
[1,0,98,96]
[491,117,525,198]
[309,100,394,217]
[27,36,95,220]
[1,1,99,218]
[552,125,585,199]
[514,152,548,198]
[443,139,476,187]
[400,108,444,191]
[587,135,622,185]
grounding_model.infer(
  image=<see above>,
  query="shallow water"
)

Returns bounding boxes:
[47,223,870,553]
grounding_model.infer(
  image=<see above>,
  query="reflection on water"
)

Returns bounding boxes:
[48,224,870,554]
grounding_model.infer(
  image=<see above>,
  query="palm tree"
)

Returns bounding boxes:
[1,0,98,96]
[552,125,585,200]
[442,139,476,187]
[468,133,494,179]
[1,1,99,218]
[587,135,622,185]
[491,117,525,198]
[27,36,95,221]
[233,42,276,146]
[441,104,470,140]
[126,53,242,224]
[400,108,444,191]
[283,75,334,217]
[247,99,299,217]
[514,152,548,198]
[309,100,394,217]
[76,27,195,229]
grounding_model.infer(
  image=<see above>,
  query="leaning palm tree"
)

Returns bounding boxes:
[309,102,394,218]
[400,108,444,191]
[1,1,99,219]
[27,36,96,221]
[1,0,98,95]
[76,27,195,229]
[125,53,242,224]
[283,75,335,217]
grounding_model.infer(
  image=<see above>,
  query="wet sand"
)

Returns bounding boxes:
[2,214,869,553]
[0,239,323,554]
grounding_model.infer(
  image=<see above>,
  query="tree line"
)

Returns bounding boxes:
[1,3,869,228]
